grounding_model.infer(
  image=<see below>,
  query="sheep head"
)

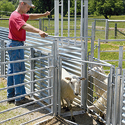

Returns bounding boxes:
[65,76,86,96]
[88,66,104,78]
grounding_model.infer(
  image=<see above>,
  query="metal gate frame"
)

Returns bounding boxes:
[0,38,58,124]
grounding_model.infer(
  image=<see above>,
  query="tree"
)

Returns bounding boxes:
[89,0,124,19]
[0,0,15,16]
[30,0,54,18]
[31,0,69,17]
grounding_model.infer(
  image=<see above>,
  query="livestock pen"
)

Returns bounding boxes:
[0,0,125,125]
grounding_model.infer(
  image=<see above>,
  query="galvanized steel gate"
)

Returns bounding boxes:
[0,34,57,124]
[0,0,125,125]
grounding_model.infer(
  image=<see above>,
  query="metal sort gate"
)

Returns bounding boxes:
[0,34,58,124]
[87,59,114,124]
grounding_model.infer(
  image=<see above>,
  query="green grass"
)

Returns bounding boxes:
[0,14,125,70]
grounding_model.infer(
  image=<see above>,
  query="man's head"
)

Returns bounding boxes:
[19,0,35,8]
[18,0,35,14]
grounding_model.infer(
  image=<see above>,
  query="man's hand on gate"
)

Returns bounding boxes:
[39,31,48,38]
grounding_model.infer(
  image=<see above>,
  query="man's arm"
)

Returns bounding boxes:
[29,11,50,20]
[22,23,48,38]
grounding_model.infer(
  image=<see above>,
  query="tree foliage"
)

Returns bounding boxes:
[0,0,15,16]
[89,0,124,19]
[0,0,125,19]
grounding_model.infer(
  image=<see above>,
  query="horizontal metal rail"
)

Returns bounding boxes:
[61,57,113,67]
[0,104,53,124]
[0,95,53,114]
[0,65,54,78]
[0,86,53,104]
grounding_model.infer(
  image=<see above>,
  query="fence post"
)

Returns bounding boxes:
[94,19,96,40]
[117,46,123,124]
[54,0,59,36]
[111,68,115,124]
[30,48,34,97]
[105,19,109,41]
[106,67,113,125]
[81,0,88,110]
[87,22,95,107]
[118,46,123,74]
[81,37,87,110]
[39,18,42,30]
[115,23,117,38]
[91,22,95,62]
[98,39,100,60]
[120,69,125,125]
[52,39,58,116]
[113,47,123,125]
[57,56,62,115]
[1,40,5,75]
[113,68,121,125]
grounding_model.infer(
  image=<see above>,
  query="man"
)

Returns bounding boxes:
[7,0,50,106]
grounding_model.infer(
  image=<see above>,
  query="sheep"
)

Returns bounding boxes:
[88,65,108,98]
[88,91,107,118]
[88,65,108,118]
[61,68,86,121]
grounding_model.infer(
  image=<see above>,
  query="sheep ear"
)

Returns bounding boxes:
[79,77,86,80]
[65,77,71,81]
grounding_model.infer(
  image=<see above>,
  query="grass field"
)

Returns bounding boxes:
[0,14,125,70]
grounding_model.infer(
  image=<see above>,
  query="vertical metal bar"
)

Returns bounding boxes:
[39,18,42,30]
[86,22,95,107]
[116,46,123,124]
[94,20,96,40]
[105,19,109,40]
[52,39,58,116]
[84,0,88,38]
[98,39,100,60]
[48,53,51,105]
[1,40,5,75]
[81,0,88,110]
[61,0,63,36]
[113,68,121,125]
[91,22,95,62]
[68,0,70,37]
[106,67,113,125]
[118,46,123,74]
[81,38,87,110]
[58,56,62,115]
[54,0,59,36]
[30,48,34,97]
[50,45,54,112]
[74,0,77,38]
[120,69,125,125]
[80,0,83,37]
[115,23,117,38]
[111,68,115,125]
[43,18,44,31]
[52,41,55,115]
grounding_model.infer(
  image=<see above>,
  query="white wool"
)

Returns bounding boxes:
[61,68,79,108]
[88,66,108,97]
[61,68,80,120]
[88,91,107,114]
[88,66,108,116]
[61,68,85,121]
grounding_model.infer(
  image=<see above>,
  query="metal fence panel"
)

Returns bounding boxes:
[97,39,125,72]
[0,28,57,124]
